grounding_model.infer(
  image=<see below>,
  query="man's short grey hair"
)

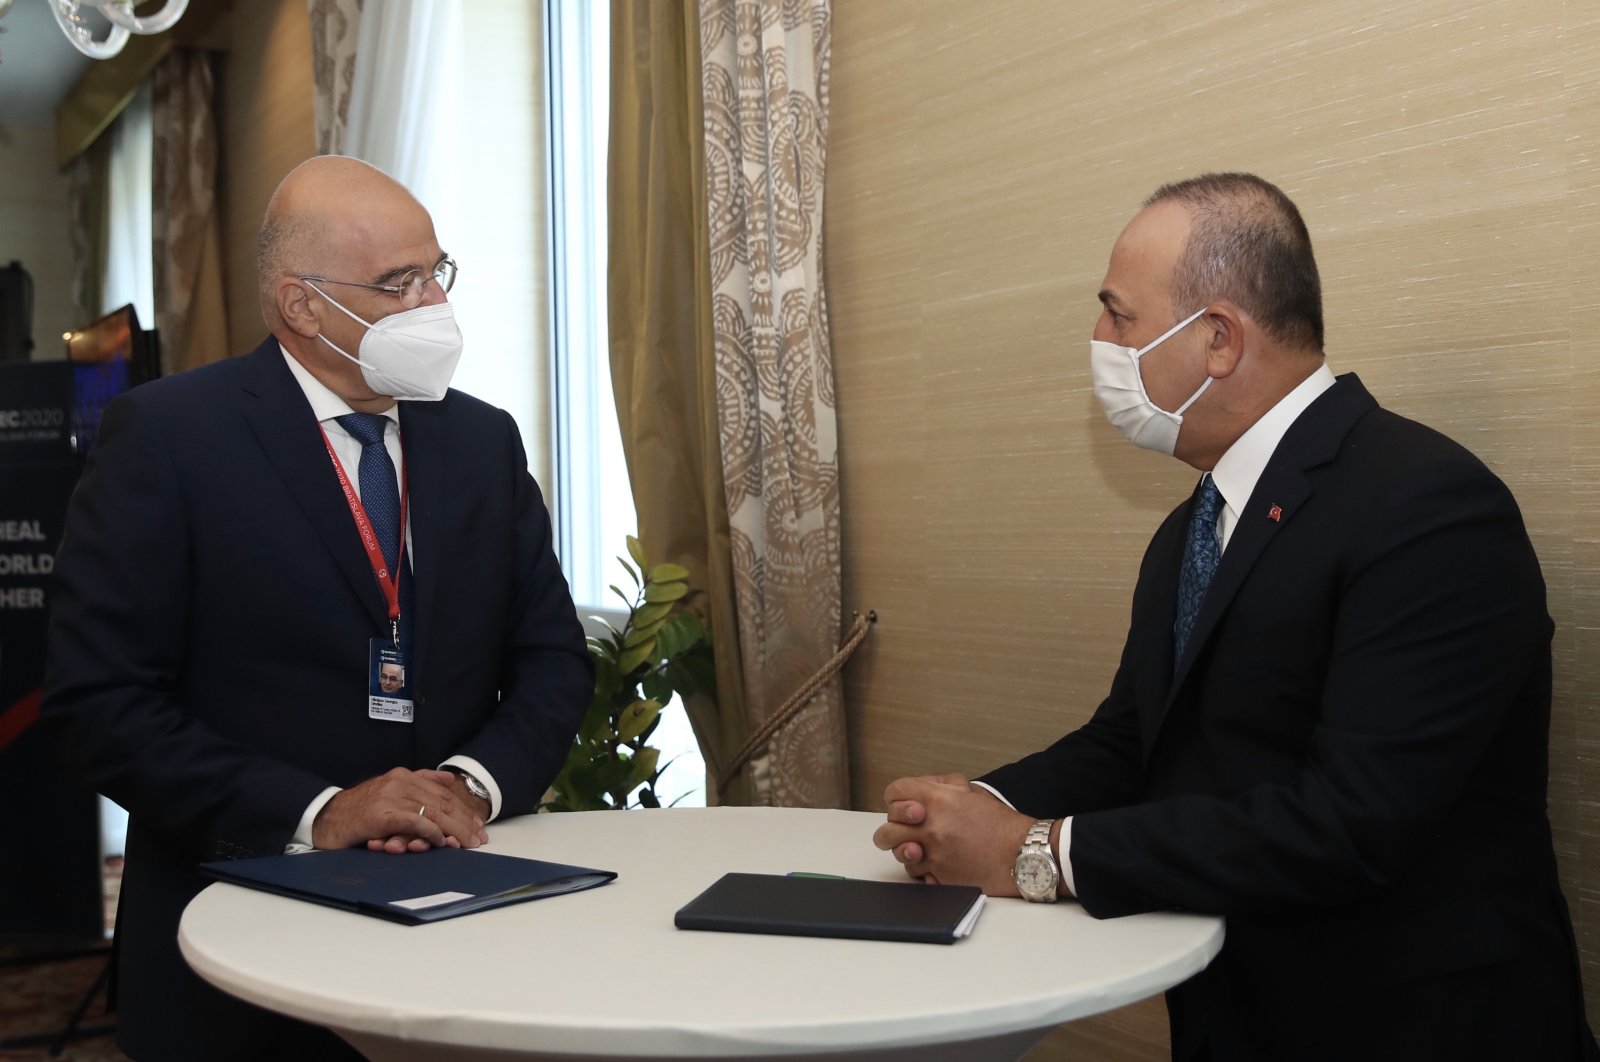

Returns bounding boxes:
[1144,173,1324,352]
[256,212,315,328]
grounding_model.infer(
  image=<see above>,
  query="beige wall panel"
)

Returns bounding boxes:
[219,0,317,356]
[1562,0,1600,1008]
[828,0,1596,1057]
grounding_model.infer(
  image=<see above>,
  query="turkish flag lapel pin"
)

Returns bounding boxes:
[1268,504,1283,522]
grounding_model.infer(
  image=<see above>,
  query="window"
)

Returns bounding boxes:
[542,0,704,807]
[544,0,634,606]
[102,81,153,324]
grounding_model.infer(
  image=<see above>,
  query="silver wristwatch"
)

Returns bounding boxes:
[448,767,490,804]
[1013,819,1059,902]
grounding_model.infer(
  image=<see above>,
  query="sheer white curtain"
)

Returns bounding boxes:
[343,0,463,242]
[339,3,540,458]
[102,81,154,325]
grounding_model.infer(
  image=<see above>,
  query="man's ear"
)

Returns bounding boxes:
[1200,301,1248,379]
[277,278,322,339]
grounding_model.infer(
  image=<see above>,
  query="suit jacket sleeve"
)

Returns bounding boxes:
[1069,454,1550,919]
[446,409,592,816]
[44,393,330,860]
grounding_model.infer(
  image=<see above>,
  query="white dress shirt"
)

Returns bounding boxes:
[976,363,1337,896]
[279,347,502,852]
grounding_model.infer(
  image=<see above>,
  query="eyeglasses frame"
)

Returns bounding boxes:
[298,257,459,310]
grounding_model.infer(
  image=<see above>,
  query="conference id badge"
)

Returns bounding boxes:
[368,639,415,723]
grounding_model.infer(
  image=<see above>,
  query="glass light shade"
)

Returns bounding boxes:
[45,0,187,60]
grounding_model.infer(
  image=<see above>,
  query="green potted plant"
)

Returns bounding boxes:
[542,536,716,811]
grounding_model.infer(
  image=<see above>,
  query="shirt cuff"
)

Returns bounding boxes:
[969,781,1076,898]
[441,755,501,822]
[970,780,1014,809]
[1058,816,1076,898]
[287,786,342,853]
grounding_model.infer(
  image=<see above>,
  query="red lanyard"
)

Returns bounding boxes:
[319,425,409,644]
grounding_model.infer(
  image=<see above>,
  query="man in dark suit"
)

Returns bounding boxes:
[874,173,1595,1059]
[44,156,592,1060]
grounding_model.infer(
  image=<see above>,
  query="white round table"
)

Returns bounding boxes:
[179,807,1222,1061]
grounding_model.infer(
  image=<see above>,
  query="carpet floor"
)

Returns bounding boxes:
[0,858,125,1061]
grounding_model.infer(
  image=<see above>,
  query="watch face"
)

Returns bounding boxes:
[1014,851,1056,898]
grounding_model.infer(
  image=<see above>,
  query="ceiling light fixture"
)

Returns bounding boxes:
[16,0,189,61]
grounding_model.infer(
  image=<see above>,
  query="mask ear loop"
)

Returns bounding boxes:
[1133,306,1209,359]
[302,279,403,389]
[301,279,377,329]
[1136,306,1212,416]
[1174,375,1214,416]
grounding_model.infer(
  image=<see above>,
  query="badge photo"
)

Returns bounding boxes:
[368,638,414,723]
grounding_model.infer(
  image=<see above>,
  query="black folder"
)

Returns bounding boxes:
[674,872,985,945]
[200,847,616,925]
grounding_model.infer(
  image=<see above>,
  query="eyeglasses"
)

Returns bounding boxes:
[300,258,458,309]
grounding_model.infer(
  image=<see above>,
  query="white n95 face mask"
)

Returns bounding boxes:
[1089,307,1210,455]
[306,281,465,402]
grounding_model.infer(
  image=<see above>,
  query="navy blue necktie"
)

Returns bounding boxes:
[335,413,414,651]
[1174,474,1222,666]
[336,413,401,575]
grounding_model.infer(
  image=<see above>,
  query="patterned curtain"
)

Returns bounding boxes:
[308,0,364,154]
[66,138,111,330]
[698,0,846,807]
[151,50,228,373]
[609,0,756,808]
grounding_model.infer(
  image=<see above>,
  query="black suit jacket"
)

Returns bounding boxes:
[983,374,1593,1060]
[43,338,592,1060]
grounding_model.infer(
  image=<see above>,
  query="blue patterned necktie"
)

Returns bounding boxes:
[335,413,401,576]
[1174,474,1222,666]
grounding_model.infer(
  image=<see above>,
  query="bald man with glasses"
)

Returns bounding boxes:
[45,156,591,1061]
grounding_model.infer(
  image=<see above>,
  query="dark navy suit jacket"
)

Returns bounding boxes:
[983,374,1594,1060]
[44,338,592,1059]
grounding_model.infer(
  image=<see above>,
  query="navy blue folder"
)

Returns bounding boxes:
[200,847,616,925]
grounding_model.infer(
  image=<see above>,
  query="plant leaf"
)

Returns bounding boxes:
[610,584,635,608]
[643,581,688,603]
[623,619,667,648]
[675,610,706,640]
[617,699,662,741]
[618,639,657,675]
[585,616,624,638]
[591,655,621,702]
[618,558,640,586]
[577,689,611,743]
[641,673,673,705]
[653,612,702,659]
[632,600,674,628]
[663,650,716,697]
[566,760,601,802]
[587,630,622,657]
[625,746,661,791]
[596,754,634,796]
[649,562,690,582]
[626,535,648,570]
